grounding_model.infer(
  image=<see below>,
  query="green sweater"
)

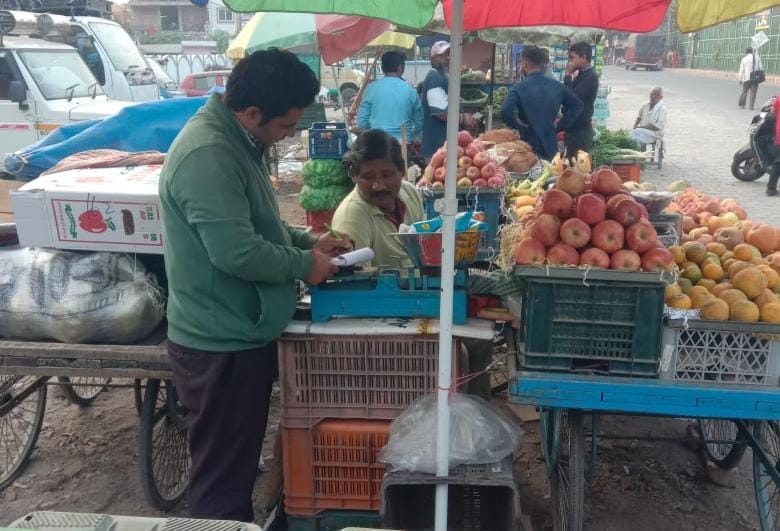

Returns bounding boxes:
[159,95,317,352]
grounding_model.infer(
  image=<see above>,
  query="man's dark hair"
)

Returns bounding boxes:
[343,129,405,174]
[521,45,544,67]
[569,42,592,62]
[225,49,319,124]
[540,48,550,66]
[381,51,406,74]
[746,47,754,55]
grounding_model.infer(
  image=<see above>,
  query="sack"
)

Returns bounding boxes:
[751,70,766,83]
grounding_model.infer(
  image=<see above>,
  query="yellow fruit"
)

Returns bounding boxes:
[697,279,717,290]
[706,243,727,257]
[667,294,692,310]
[721,251,735,261]
[734,243,761,262]
[730,300,760,322]
[711,283,734,297]
[515,196,537,208]
[687,285,709,299]
[702,263,724,281]
[683,241,708,264]
[677,278,693,294]
[681,263,703,284]
[733,267,769,300]
[751,257,765,265]
[669,245,686,266]
[719,289,748,306]
[692,292,716,309]
[755,288,778,309]
[701,298,730,321]
[758,265,780,289]
[761,302,780,324]
[728,261,752,279]
[723,258,736,271]
[664,283,682,300]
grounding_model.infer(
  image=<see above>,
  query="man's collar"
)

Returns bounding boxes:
[581,65,594,73]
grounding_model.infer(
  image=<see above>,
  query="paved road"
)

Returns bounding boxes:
[602,66,780,225]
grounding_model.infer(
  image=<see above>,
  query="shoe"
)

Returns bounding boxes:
[767,188,779,197]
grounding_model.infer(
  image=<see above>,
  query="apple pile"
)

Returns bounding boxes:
[418,131,508,190]
[514,167,675,272]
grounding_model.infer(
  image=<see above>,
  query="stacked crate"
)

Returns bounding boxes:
[277,333,460,529]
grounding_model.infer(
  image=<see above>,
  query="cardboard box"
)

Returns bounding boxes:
[12,165,164,254]
[0,179,22,224]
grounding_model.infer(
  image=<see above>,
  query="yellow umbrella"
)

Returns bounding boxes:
[368,31,416,49]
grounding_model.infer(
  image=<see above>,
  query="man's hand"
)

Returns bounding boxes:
[305,250,338,285]
[565,62,577,76]
[315,232,352,257]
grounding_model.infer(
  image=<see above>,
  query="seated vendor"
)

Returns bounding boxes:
[332,129,425,269]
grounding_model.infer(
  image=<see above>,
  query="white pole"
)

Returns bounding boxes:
[434,0,463,529]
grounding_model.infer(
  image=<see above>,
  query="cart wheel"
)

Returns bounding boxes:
[58,376,111,407]
[546,410,586,531]
[0,375,47,491]
[699,419,747,470]
[139,379,190,511]
[753,421,780,531]
[133,379,143,417]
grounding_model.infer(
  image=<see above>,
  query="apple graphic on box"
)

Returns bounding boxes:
[626,220,658,253]
[580,247,610,268]
[560,218,591,249]
[546,243,580,266]
[515,238,547,265]
[641,247,676,272]
[530,214,561,247]
[610,249,641,271]
[591,220,625,254]
[576,193,607,225]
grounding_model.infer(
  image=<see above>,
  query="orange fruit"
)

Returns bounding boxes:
[733,267,768,300]
[683,241,708,264]
[697,279,717,290]
[734,243,761,262]
[701,299,730,321]
[706,242,727,257]
[758,265,780,289]
[692,292,716,309]
[667,294,692,310]
[728,261,752,279]
[687,285,710,299]
[755,288,778,309]
[729,300,760,322]
[719,289,748,306]
[669,245,686,267]
[681,263,702,284]
[760,302,780,324]
[711,283,734,296]
[702,263,724,281]
[664,283,682,300]
[721,251,735,261]
[677,278,693,294]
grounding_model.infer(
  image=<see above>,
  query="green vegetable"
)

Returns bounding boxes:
[299,183,353,212]
[591,128,641,167]
[484,86,509,118]
[461,88,487,102]
[302,159,350,188]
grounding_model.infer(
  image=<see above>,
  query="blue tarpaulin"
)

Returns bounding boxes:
[3,97,208,181]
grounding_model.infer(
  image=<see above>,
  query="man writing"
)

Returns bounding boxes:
[564,42,599,156]
[159,50,350,522]
[501,45,583,161]
[357,51,423,143]
[629,86,666,146]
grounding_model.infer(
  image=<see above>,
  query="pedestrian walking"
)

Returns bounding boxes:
[738,47,764,110]
[564,41,599,156]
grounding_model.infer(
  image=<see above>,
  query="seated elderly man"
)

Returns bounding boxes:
[630,86,666,146]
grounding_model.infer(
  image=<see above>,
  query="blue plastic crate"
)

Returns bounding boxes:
[309,122,348,159]
[421,188,503,262]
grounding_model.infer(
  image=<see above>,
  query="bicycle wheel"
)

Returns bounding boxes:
[548,410,585,531]
[139,379,190,511]
[0,375,47,491]
[753,421,780,531]
[699,419,747,470]
[58,376,110,407]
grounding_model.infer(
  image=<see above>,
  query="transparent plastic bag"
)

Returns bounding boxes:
[378,393,523,473]
[0,248,166,343]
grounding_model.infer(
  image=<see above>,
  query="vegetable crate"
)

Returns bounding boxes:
[309,122,348,159]
[421,188,502,262]
[286,510,381,531]
[282,419,389,516]
[306,210,335,234]
[380,458,520,531]
[278,334,460,428]
[514,267,667,377]
[660,319,780,387]
[611,161,641,182]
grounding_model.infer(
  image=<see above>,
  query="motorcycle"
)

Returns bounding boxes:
[732,96,776,181]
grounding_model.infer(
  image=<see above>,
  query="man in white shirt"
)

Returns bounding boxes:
[738,47,763,110]
[630,87,666,146]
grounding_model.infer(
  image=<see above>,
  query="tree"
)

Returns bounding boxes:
[211,30,230,54]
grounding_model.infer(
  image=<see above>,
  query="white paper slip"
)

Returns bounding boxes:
[331,247,374,267]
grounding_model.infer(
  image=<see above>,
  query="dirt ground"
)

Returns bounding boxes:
[0,167,761,529]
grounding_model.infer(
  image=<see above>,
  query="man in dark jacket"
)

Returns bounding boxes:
[564,41,599,157]
[501,45,583,161]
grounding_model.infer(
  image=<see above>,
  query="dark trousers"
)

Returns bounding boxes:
[167,341,277,522]
[739,81,758,110]
[565,126,594,158]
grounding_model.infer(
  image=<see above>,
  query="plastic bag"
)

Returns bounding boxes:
[378,393,523,473]
[0,248,166,343]
[299,183,353,212]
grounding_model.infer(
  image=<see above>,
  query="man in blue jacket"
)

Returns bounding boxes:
[501,45,583,161]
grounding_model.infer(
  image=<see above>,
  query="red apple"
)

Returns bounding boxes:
[465,142,482,158]
[473,152,491,168]
[606,193,631,218]
[515,238,547,265]
[637,203,649,219]
[466,166,481,180]
[641,247,676,272]
[547,243,580,266]
[610,249,641,271]
[458,156,473,168]
[530,214,562,247]
[591,220,625,254]
[580,247,610,268]
[487,176,505,188]
[480,162,497,179]
[540,189,574,218]
[611,198,643,227]
[560,218,592,249]
[576,193,607,225]
[433,167,446,182]
[457,177,473,188]
[417,177,431,188]
[456,146,465,158]
[431,151,445,168]
[472,178,488,188]
[626,220,658,254]
[456,167,466,179]
[591,167,623,195]
[458,130,473,147]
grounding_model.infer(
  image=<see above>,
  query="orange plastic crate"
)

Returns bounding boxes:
[282,419,389,516]
[611,163,641,182]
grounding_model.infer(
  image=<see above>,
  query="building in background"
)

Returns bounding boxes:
[127,0,209,37]
[207,0,240,37]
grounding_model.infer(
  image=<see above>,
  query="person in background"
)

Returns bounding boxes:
[739,47,763,110]
[629,86,666,146]
[158,49,350,522]
[564,41,599,156]
[761,96,780,197]
[540,48,556,79]
[501,45,583,161]
[357,51,423,143]
[420,41,477,160]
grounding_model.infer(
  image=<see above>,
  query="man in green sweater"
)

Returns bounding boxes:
[159,50,350,522]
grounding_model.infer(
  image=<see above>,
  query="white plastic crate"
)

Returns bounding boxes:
[7,512,262,531]
[660,320,780,386]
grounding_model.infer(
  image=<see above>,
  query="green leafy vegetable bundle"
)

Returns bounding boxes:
[591,128,643,167]
[300,183,353,212]
[302,159,350,188]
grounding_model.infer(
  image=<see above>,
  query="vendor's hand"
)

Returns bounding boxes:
[315,232,352,257]
[305,250,338,285]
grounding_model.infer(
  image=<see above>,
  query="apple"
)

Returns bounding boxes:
[515,238,547,265]
[530,214,562,247]
[473,152,491,168]
[472,178,488,188]
[456,167,466,179]
[576,193,607,225]
[458,156,473,168]
[641,247,675,272]
[547,243,580,266]
[487,176,506,188]
[580,247,610,268]
[540,189,574,219]
[591,168,623,195]
[423,166,435,181]
[433,167,447,182]
[610,198,643,227]
[457,177,473,188]
[431,150,445,168]
[457,146,465,158]
[465,142,481,158]
[606,193,631,218]
[466,166,481,180]
[626,220,658,254]
[556,169,587,197]
[591,220,625,254]
[417,177,431,187]
[458,130,473,147]
[431,181,444,189]
[610,249,641,271]
[481,162,497,179]
[637,203,649,219]
[560,218,592,249]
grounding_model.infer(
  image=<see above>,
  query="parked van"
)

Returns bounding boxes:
[319,58,364,107]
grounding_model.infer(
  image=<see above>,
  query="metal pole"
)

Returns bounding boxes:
[434,0,463,529]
